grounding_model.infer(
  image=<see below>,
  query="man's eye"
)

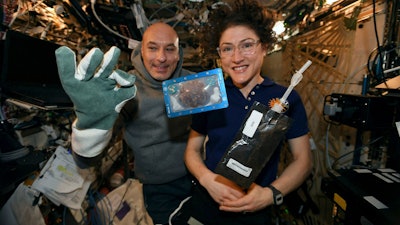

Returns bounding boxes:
[148,46,158,51]
[166,47,176,52]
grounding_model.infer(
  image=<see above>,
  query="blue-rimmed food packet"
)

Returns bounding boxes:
[162,68,228,118]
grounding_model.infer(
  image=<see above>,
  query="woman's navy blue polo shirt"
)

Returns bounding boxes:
[191,76,309,186]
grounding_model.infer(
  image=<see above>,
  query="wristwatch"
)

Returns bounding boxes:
[268,185,283,205]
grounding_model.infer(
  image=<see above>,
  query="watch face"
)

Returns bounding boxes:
[275,194,283,205]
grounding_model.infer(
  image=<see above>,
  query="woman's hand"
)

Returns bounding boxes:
[200,173,245,205]
[218,183,273,213]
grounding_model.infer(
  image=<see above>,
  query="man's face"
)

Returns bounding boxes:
[141,24,180,81]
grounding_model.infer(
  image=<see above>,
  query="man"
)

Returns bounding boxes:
[118,22,193,224]
[56,22,193,225]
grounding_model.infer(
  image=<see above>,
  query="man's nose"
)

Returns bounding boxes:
[157,50,167,62]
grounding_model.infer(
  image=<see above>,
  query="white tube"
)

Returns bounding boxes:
[271,60,312,113]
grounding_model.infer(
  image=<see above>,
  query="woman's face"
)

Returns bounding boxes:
[218,25,266,88]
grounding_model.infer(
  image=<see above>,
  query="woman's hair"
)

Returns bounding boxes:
[200,0,275,57]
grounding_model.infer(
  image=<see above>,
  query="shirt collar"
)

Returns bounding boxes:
[225,76,275,88]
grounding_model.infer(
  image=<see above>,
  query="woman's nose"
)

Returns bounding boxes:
[232,48,244,62]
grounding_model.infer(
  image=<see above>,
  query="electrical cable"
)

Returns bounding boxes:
[85,179,133,225]
[90,0,135,42]
[0,101,6,121]
[311,136,321,177]
[168,196,192,225]
[87,189,113,225]
[148,1,178,21]
[331,135,384,169]
[132,1,151,34]
[99,191,113,225]
[339,63,369,93]
[80,207,89,225]
[102,190,114,225]
[325,122,332,170]
[367,44,399,86]
[367,46,378,78]
[7,0,22,28]
[63,205,67,225]
[371,0,388,85]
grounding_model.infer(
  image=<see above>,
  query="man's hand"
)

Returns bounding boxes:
[55,46,136,168]
[55,46,136,130]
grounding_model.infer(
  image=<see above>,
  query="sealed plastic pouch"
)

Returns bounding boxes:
[215,101,292,189]
[162,68,228,118]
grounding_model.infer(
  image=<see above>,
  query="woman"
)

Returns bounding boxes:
[172,0,313,224]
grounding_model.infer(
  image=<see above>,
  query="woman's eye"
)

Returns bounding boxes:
[242,43,253,49]
[222,47,233,52]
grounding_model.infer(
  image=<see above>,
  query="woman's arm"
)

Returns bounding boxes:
[270,134,313,195]
[184,129,245,204]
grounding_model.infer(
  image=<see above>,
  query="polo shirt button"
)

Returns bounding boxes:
[251,91,255,95]
[247,97,251,101]
[245,105,249,109]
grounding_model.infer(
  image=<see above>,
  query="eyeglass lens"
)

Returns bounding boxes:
[217,39,260,57]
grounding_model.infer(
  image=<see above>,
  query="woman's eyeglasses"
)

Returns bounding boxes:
[217,39,261,57]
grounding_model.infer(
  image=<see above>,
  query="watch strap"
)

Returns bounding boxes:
[268,184,283,205]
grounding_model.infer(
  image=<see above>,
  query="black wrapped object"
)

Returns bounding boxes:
[215,101,292,189]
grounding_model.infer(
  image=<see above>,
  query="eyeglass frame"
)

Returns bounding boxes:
[216,39,262,57]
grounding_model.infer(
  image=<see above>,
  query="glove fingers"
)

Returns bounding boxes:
[95,46,121,79]
[77,48,104,81]
[109,70,136,87]
[55,46,76,85]
[114,86,137,113]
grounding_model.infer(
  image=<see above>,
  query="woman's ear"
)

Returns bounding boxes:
[262,44,268,56]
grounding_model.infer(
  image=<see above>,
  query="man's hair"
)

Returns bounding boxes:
[200,0,275,57]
